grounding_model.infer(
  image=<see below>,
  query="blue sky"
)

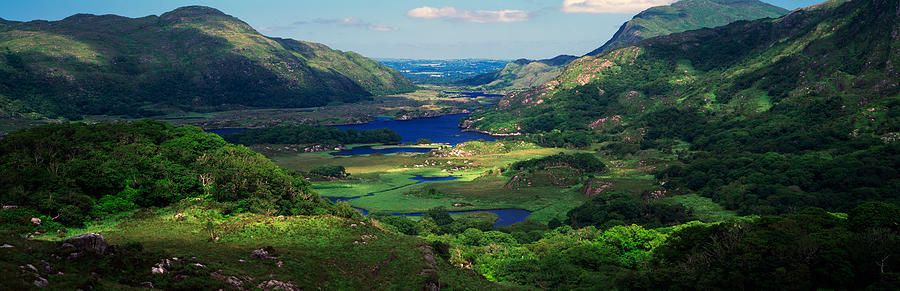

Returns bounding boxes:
[0,0,824,59]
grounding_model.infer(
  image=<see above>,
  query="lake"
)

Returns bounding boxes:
[334,114,498,145]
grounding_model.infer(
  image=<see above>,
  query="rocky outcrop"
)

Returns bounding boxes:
[250,246,278,259]
[257,280,300,291]
[62,233,110,255]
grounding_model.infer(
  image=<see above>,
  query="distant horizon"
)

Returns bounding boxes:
[0,0,825,59]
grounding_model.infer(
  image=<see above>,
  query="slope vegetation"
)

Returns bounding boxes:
[586,0,788,55]
[460,0,787,92]
[0,6,415,120]
[464,0,899,214]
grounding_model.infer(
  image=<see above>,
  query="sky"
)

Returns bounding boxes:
[0,0,825,60]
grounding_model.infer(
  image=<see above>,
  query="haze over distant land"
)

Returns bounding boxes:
[0,0,825,59]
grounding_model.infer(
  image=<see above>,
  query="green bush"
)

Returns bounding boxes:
[309,165,348,178]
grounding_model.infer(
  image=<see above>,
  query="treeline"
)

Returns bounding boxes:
[0,120,335,227]
[565,192,695,229]
[223,126,401,145]
[509,152,605,173]
[389,203,899,290]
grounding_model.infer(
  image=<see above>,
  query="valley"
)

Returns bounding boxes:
[1,0,898,290]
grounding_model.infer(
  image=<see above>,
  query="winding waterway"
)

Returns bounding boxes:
[207,113,531,226]
[326,114,532,226]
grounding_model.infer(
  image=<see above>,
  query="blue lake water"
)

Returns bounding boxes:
[443,91,506,98]
[334,113,498,145]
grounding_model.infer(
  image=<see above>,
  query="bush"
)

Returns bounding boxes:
[309,165,348,178]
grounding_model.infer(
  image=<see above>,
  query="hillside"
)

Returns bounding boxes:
[460,0,786,91]
[464,0,899,214]
[585,0,787,56]
[457,55,578,90]
[0,6,415,120]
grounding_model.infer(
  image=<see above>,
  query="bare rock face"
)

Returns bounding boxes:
[62,233,110,255]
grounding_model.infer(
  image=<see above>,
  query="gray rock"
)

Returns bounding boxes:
[62,233,109,255]
[30,217,41,225]
[67,252,84,260]
[0,243,13,248]
[34,276,48,288]
[140,281,154,289]
[250,246,278,259]
[257,280,299,291]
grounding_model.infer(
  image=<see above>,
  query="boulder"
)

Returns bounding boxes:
[250,246,278,259]
[33,277,48,288]
[62,233,110,255]
[257,280,299,291]
[30,217,41,225]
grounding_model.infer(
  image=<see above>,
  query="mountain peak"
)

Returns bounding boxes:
[586,0,787,56]
[160,6,230,23]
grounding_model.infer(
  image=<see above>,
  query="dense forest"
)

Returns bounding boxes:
[223,126,401,146]
[0,120,340,228]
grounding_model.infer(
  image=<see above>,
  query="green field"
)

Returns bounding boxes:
[261,140,692,224]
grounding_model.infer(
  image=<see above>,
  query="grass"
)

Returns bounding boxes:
[657,194,738,222]
[266,141,600,224]
[7,202,503,290]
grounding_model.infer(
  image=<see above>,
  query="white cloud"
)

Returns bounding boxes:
[295,17,397,32]
[561,0,677,14]
[368,25,398,31]
[407,6,530,23]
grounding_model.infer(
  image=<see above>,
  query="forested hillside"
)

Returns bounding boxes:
[464,0,900,215]
[0,120,335,227]
[0,6,415,120]
[586,0,788,55]
[458,0,787,92]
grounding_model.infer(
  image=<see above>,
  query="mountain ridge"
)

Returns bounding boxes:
[0,6,415,120]
[459,0,788,91]
[585,0,788,56]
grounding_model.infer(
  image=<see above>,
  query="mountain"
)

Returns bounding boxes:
[0,6,415,120]
[459,0,787,91]
[456,55,578,90]
[585,0,788,56]
[463,0,899,213]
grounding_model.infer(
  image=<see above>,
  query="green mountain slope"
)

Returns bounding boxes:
[585,0,788,56]
[464,0,899,213]
[457,55,577,90]
[0,6,415,120]
[460,0,787,92]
